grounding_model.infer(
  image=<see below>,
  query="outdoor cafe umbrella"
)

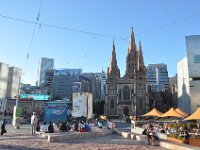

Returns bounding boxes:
[175,108,188,117]
[142,108,163,117]
[184,107,200,121]
[160,107,184,118]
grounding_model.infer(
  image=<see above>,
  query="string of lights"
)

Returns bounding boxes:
[0,11,200,39]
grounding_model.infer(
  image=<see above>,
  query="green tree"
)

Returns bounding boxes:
[93,100,105,116]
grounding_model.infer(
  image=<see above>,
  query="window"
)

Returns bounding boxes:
[194,55,200,63]
[123,86,130,100]
[110,100,114,109]
[139,99,143,108]
[119,89,122,100]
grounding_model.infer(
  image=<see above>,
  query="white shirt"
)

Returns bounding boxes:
[31,115,38,125]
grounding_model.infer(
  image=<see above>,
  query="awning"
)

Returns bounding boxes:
[184,108,200,120]
[160,107,184,118]
[175,108,188,117]
[142,108,163,117]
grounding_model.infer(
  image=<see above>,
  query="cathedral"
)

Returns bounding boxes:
[105,28,148,117]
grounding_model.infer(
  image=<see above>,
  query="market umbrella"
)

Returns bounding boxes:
[142,108,163,117]
[160,107,184,118]
[175,108,188,117]
[184,108,200,120]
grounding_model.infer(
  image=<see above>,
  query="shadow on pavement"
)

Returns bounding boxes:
[0,144,43,150]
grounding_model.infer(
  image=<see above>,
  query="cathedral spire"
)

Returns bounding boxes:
[137,41,146,80]
[128,27,137,54]
[125,27,137,79]
[107,40,120,78]
[137,41,144,69]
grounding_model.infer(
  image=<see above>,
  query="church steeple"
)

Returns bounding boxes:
[107,40,120,79]
[125,27,137,79]
[128,27,137,54]
[137,41,146,80]
[137,41,144,69]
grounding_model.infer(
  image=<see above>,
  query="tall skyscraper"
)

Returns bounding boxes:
[105,28,148,116]
[146,64,169,92]
[6,67,22,98]
[0,62,9,98]
[178,35,200,114]
[39,57,54,86]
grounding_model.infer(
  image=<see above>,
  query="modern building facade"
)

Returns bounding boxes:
[6,67,22,98]
[39,57,54,86]
[51,68,91,99]
[105,28,148,116]
[82,73,102,102]
[94,71,106,101]
[178,35,200,114]
[146,64,169,92]
[0,62,9,98]
[0,63,21,99]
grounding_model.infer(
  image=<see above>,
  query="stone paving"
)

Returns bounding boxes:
[0,125,166,150]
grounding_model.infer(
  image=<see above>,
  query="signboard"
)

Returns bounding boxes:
[72,93,87,117]
[20,94,50,100]
[44,107,68,122]
[72,92,93,119]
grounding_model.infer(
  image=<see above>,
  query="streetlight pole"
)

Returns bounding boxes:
[13,76,21,129]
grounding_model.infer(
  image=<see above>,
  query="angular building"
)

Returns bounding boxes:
[95,71,106,101]
[0,63,21,99]
[0,62,9,98]
[146,64,169,92]
[105,28,148,116]
[82,73,102,101]
[6,67,22,98]
[178,35,200,114]
[39,57,54,86]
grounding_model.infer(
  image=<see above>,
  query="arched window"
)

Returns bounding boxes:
[123,86,130,100]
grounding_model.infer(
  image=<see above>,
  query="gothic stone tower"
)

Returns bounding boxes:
[105,28,148,117]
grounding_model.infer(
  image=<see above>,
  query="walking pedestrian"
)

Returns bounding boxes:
[1,119,6,136]
[31,112,38,136]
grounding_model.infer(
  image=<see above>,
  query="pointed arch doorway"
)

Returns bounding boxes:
[123,106,129,116]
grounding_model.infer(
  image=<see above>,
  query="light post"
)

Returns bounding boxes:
[13,77,22,129]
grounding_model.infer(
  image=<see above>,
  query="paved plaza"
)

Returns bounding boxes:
[0,124,166,150]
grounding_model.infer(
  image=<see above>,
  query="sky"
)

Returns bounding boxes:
[0,0,200,85]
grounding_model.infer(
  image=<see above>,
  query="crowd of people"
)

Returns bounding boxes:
[0,112,114,137]
[142,122,159,146]
[30,112,114,135]
[141,121,200,145]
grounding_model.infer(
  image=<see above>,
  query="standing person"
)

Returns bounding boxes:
[1,119,6,136]
[31,112,38,136]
